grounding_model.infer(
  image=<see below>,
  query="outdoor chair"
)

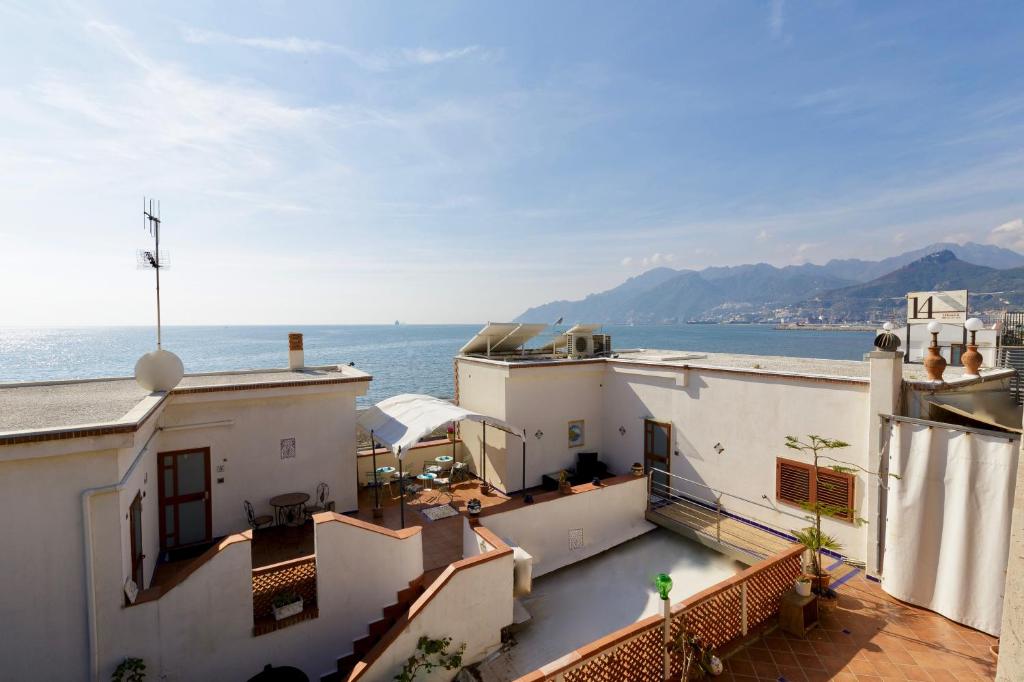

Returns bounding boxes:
[451,461,469,483]
[432,476,452,502]
[244,500,273,530]
[305,482,333,519]
[391,472,420,499]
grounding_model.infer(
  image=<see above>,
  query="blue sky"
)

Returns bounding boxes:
[2,1,1024,324]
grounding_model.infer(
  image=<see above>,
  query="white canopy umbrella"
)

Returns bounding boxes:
[357,394,527,527]
[358,393,525,456]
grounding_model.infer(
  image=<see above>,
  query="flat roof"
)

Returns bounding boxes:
[459,348,1006,384]
[0,364,371,440]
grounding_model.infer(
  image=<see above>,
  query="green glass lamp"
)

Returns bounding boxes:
[654,572,673,600]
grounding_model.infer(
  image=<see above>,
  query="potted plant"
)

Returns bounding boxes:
[446,425,456,442]
[480,479,491,495]
[272,589,303,621]
[558,470,573,495]
[466,498,482,516]
[112,657,146,682]
[784,435,897,611]
[795,576,812,597]
[631,462,644,477]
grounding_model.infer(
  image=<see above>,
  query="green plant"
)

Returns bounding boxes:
[784,434,898,580]
[112,657,146,682]
[394,635,465,682]
[272,589,300,609]
[558,470,569,484]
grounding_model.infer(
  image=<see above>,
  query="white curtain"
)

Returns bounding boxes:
[882,419,1019,635]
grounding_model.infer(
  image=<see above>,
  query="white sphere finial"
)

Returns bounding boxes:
[965,317,984,332]
[135,349,184,392]
[882,322,894,332]
[927,320,942,334]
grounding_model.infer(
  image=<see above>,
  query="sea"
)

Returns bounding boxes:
[0,325,875,406]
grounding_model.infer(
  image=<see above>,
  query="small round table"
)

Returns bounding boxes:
[417,472,436,490]
[376,466,396,475]
[269,492,310,526]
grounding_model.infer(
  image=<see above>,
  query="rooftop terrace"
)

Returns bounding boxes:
[460,347,1011,384]
[0,364,371,439]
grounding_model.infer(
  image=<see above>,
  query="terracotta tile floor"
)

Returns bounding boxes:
[719,575,997,682]
[355,478,524,582]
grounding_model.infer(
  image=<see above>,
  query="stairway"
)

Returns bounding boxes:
[322,574,426,682]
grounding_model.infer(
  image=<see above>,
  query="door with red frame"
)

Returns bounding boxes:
[158,448,212,552]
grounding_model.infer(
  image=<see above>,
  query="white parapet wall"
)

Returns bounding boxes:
[348,524,515,682]
[478,475,654,577]
[97,514,424,681]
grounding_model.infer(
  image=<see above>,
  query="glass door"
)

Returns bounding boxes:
[158,448,212,551]
[644,420,672,498]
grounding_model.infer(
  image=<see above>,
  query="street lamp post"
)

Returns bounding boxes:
[655,572,673,680]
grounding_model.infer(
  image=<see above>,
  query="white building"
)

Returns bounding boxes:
[2,326,1021,681]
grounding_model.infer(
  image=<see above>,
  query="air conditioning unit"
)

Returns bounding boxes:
[567,333,594,358]
[593,334,612,356]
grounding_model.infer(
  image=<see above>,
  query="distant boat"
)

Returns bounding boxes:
[394,320,400,326]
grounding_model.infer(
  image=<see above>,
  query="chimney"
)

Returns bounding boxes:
[288,333,304,370]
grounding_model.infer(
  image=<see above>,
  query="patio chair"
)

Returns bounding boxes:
[390,472,415,499]
[432,476,452,502]
[244,500,273,530]
[305,482,332,519]
[451,461,469,483]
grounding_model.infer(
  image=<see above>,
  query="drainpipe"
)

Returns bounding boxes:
[81,426,161,681]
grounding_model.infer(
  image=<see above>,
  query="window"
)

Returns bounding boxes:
[776,457,855,522]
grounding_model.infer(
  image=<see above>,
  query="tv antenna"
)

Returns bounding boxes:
[138,198,170,349]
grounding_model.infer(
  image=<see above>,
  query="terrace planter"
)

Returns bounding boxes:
[631,463,644,477]
[559,481,573,495]
[272,596,303,621]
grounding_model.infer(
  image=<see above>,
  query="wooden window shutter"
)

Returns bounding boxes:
[815,468,855,521]
[776,458,812,506]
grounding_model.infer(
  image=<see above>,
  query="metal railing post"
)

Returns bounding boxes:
[740,581,749,636]
[715,494,722,544]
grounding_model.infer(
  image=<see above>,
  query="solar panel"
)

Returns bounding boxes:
[459,323,548,355]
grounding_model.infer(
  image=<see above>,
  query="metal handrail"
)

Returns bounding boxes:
[648,467,807,523]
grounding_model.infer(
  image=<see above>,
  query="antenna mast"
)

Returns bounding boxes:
[139,198,169,349]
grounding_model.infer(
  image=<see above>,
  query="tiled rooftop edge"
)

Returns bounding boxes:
[0,365,372,445]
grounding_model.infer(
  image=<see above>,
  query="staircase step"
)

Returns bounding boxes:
[334,653,359,679]
[353,634,375,658]
[368,617,394,639]
[330,574,427,679]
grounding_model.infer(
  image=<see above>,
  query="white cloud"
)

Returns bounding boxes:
[988,218,1024,251]
[769,0,785,40]
[640,252,675,267]
[621,256,634,266]
[756,228,769,242]
[181,27,484,71]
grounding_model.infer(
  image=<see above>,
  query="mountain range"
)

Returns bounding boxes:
[515,242,1024,324]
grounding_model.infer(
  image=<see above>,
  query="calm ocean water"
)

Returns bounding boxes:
[0,325,875,405]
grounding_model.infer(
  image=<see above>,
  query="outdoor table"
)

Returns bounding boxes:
[375,465,396,475]
[434,455,454,464]
[417,472,436,490]
[425,465,443,474]
[269,492,310,526]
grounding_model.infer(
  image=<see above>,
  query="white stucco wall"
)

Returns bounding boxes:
[600,364,871,561]
[156,386,363,539]
[98,514,424,681]
[457,360,513,491]
[354,548,515,682]
[504,363,606,488]
[480,477,654,576]
[457,358,874,563]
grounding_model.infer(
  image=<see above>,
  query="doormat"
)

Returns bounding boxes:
[420,504,459,522]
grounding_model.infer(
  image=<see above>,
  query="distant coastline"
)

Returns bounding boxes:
[774,323,877,332]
